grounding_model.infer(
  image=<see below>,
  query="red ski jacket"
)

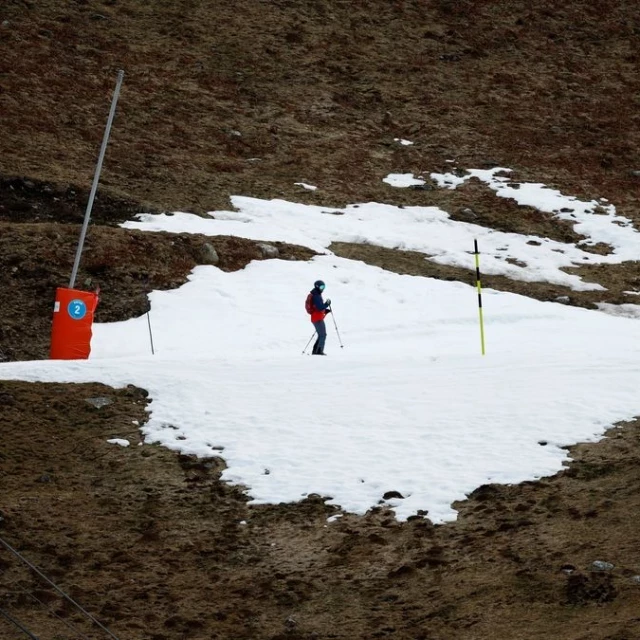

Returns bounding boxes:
[309,288,330,323]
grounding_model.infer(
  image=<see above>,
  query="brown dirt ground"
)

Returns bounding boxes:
[3,383,640,640]
[3,1,640,638]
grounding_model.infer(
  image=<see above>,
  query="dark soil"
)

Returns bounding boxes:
[2,1,640,638]
[3,382,640,640]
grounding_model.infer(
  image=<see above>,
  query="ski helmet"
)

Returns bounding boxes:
[314,280,325,291]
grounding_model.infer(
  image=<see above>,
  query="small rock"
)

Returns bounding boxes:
[284,616,297,629]
[410,184,434,191]
[628,170,640,177]
[85,397,112,409]
[200,242,219,265]
[383,490,405,500]
[631,575,640,584]
[458,207,477,220]
[554,296,570,304]
[591,560,614,572]
[257,243,279,259]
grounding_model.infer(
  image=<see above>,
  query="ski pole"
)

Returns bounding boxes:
[302,331,316,355]
[329,307,344,348]
[146,308,155,355]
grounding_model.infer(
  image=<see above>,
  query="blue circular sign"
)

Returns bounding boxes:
[68,299,87,320]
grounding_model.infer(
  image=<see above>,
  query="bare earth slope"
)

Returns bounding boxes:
[3,383,640,640]
[3,0,640,214]
[2,1,640,638]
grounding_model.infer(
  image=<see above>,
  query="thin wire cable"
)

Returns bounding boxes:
[0,535,122,640]
[0,606,40,639]
[14,584,94,640]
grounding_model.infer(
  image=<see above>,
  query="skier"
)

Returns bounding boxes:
[306,280,332,355]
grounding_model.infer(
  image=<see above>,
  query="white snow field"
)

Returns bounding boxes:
[2,169,640,523]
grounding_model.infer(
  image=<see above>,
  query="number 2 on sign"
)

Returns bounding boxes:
[68,299,87,320]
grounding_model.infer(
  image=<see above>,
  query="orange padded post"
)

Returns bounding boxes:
[50,288,99,360]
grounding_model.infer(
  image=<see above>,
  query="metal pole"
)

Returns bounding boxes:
[146,309,155,355]
[69,69,125,289]
[474,239,486,355]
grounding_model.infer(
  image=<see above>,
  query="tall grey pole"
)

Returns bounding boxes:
[69,69,124,289]
[146,307,155,355]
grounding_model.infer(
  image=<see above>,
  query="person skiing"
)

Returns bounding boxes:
[307,280,332,355]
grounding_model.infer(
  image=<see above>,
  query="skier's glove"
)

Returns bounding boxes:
[325,298,331,306]
[325,308,332,314]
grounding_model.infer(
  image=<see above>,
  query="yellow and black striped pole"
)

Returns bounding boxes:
[474,239,486,355]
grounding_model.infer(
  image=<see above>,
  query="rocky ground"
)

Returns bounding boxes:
[2,1,640,638]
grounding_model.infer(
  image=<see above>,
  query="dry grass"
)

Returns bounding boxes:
[2,0,640,216]
[4,2,640,639]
